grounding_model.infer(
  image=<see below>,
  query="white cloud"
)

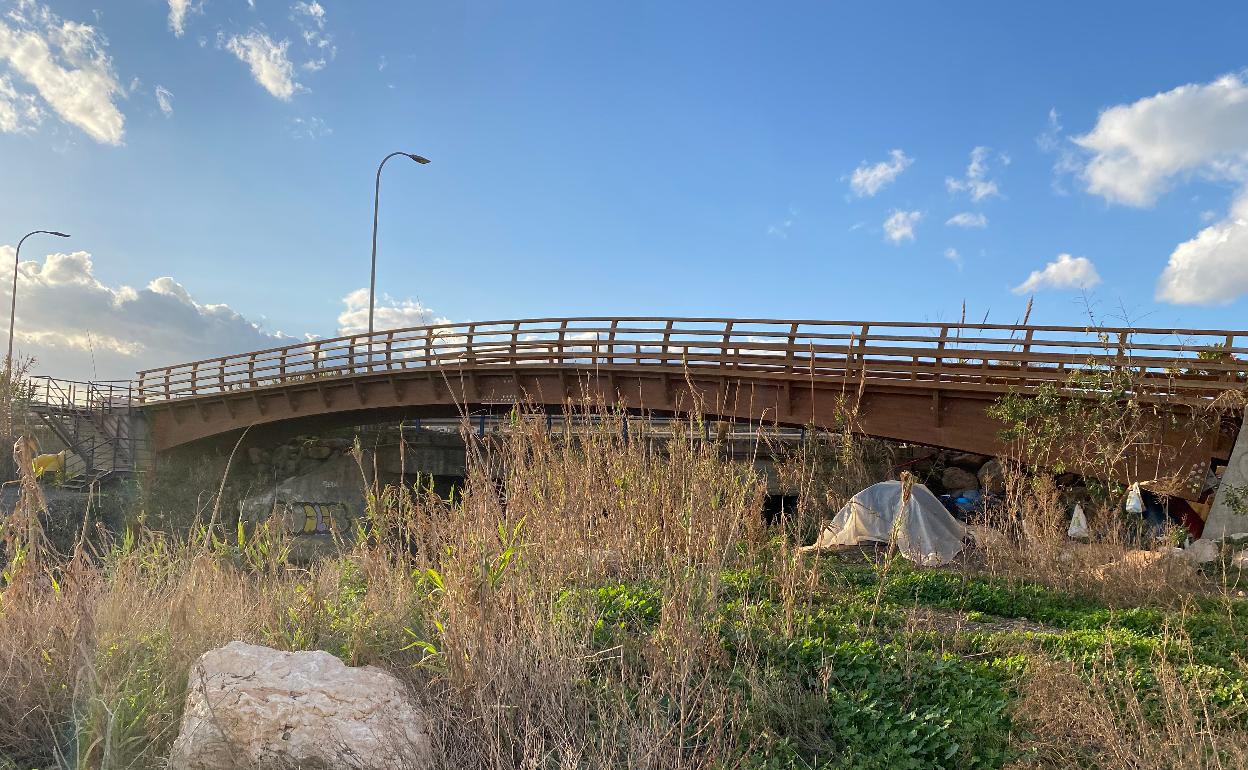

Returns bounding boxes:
[767,209,797,239]
[292,1,334,74]
[946,146,1003,201]
[290,115,331,139]
[849,149,912,197]
[1037,108,1062,152]
[154,84,173,117]
[0,73,42,132]
[337,289,448,336]
[167,0,201,37]
[0,2,125,144]
[0,246,292,379]
[1073,73,1248,208]
[1012,254,1101,295]
[225,30,299,100]
[945,211,988,229]
[1037,108,1083,195]
[1156,190,1248,305]
[883,210,921,244]
[943,247,963,270]
[1072,73,1248,305]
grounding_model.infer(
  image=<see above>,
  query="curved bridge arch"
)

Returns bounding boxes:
[135,317,1246,495]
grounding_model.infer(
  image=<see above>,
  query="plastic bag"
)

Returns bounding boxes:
[1068,503,1088,539]
[1125,483,1144,514]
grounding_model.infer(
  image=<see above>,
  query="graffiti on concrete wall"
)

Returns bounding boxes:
[273,500,353,536]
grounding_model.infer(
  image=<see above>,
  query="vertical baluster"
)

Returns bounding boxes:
[663,319,674,367]
[721,321,734,370]
[1021,328,1035,388]
[609,320,619,365]
[935,325,948,385]
[218,358,226,392]
[786,322,798,375]
[857,323,870,383]
[386,331,395,370]
[556,320,567,365]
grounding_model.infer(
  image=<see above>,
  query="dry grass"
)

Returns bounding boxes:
[1011,650,1248,769]
[0,403,1244,769]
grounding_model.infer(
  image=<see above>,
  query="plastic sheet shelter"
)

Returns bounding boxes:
[803,481,968,566]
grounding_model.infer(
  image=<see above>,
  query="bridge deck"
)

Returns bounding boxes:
[134,317,1248,404]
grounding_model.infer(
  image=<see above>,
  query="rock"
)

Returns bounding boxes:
[941,467,980,495]
[1182,538,1220,565]
[967,524,1005,548]
[947,452,989,470]
[1232,551,1248,570]
[170,642,431,770]
[977,459,1006,495]
[303,444,334,460]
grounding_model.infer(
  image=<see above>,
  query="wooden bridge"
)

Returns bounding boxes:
[119,317,1247,498]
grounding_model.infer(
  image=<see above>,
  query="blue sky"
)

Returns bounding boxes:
[2,0,1248,378]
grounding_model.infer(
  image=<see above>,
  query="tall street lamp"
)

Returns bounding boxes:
[6,229,69,438]
[369,152,430,337]
[7,230,70,374]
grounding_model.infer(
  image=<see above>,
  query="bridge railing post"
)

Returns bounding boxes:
[721,321,734,372]
[662,320,674,367]
[218,358,226,393]
[386,331,395,371]
[510,321,520,364]
[279,350,287,383]
[856,323,869,383]
[466,324,477,366]
[786,322,798,375]
[1020,328,1035,388]
[934,325,947,385]
[555,320,567,365]
[425,327,434,367]
[191,363,199,396]
[609,320,618,365]
[1225,334,1238,386]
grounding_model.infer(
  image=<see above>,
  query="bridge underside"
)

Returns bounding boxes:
[144,364,1227,497]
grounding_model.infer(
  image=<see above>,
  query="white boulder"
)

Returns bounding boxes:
[170,641,431,770]
[1182,538,1220,565]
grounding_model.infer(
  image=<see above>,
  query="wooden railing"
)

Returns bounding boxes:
[133,317,1248,405]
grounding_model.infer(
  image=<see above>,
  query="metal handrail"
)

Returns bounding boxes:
[130,317,1248,405]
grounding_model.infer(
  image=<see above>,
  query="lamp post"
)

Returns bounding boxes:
[6,229,69,437]
[369,152,430,337]
[7,229,70,372]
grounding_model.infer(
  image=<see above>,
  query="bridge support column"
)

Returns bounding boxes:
[1206,413,1248,539]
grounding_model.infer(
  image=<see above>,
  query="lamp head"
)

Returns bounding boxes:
[49,232,70,238]
[406,154,431,164]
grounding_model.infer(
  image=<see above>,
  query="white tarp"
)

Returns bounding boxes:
[803,481,968,566]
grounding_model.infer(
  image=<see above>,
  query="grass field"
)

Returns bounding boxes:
[1,411,1246,769]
